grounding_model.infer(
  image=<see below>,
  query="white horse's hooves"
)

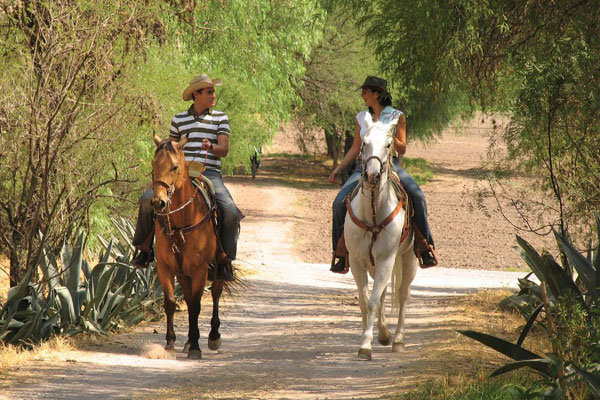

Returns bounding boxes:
[358,348,372,361]
[187,349,202,359]
[183,342,190,352]
[392,343,405,353]
[207,337,222,350]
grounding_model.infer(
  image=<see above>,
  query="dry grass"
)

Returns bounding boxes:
[414,289,550,381]
[0,336,74,377]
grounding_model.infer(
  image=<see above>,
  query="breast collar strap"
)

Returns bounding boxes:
[345,192,405,266]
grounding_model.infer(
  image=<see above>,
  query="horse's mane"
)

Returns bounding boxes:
[155,140,176,154]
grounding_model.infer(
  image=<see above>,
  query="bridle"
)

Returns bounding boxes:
[346,127,410,266]
[151,170,214,255]
[152,178,199,216]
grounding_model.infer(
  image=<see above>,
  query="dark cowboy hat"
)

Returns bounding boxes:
[356,75,388,92]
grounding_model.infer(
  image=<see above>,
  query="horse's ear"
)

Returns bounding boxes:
[153,134,162,147]
[177,135,189,149]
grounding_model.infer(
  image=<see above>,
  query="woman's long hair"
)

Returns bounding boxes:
[366,85,393,114]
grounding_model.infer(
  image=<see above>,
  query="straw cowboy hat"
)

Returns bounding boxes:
[182,74,222,101]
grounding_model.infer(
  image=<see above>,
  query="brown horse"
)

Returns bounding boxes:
[151,134,223,359]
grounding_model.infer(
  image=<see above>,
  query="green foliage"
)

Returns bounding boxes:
[402,157,434,186]
[294,5,377,164]
[0,0,166,282]
[338,0,600,234]
[0,219,168,344]
[0,0,327,279]
[162,0,324,174]
[458,216,600,398]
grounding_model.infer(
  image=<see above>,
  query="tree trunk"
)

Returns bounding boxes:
[325,129,335,160]
[9,242,22,287]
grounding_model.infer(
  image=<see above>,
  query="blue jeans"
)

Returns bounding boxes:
[331,158,434,252]
[133,170,239,260]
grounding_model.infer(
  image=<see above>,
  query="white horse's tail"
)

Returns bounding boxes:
[390,255,402,314]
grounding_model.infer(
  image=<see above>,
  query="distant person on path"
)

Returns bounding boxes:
[131,74,240,281]
[328,75,437,273]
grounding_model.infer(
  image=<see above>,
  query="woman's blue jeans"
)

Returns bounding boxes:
[331,158,434,252]
[133,169,239,260]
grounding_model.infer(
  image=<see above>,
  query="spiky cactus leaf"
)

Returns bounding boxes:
[458,330,543,362]
[54,286,76,326]
[555,230,599,301]
[573,365,600,396]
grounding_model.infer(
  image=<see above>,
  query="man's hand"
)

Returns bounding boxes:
[201,139,212,151]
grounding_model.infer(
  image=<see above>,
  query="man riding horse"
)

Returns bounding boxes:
[132,74,240,281]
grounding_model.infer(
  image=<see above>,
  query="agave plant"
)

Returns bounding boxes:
[459,214,600,398]
[0,219,167,344]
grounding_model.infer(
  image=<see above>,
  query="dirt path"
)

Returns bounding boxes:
[1,125,538,400]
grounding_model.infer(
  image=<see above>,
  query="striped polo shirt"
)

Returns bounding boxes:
[169,105,230,171]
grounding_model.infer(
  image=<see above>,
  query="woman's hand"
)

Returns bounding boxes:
[328,168,340,183]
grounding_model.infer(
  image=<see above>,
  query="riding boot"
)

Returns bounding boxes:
[413,224,437,268]
[132,230,154,268]
[217,258,235,282]
[208,240,235,281]
[330,233,349,274]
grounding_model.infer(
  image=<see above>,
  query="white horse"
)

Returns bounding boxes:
[344,115,418,361]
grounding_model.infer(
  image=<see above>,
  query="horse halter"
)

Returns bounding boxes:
[361,155,388,186]
[153,179,175,201]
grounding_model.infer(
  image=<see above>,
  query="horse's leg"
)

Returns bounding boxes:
[350,256,369,330]
[177,275,195,354]
[392,249,418,352]
[157,264,177,353]
[184,269,206,359]
[358,256,395,361]
[208,279,224,350]
[377,286,392,346]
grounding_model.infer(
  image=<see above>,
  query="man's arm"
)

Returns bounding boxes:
[201,135,229,157]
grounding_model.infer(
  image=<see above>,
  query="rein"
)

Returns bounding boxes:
[152,178,214,255]
[347,144,410,266]
[346,188,404,267]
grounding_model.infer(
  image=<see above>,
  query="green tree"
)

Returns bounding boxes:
[341,0,600,237]
[295,5,377,168]
[160,0,324,173]
[0,0,165,285]
[0,0,327,285]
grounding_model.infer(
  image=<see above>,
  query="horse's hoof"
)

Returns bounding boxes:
[163,346,176,359]
[208,337,222,351]
[187,349,202,359]
[358,348,372,361]
[378,328,392,346]
[183,342,190,352]
[392,342,405,353]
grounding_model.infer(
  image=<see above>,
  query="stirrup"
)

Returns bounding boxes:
[418,245,438,268]
[330,253,349,274]
[131,248,151,268]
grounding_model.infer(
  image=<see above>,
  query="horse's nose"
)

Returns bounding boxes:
[152,198,167,211]
[366,171,380,186]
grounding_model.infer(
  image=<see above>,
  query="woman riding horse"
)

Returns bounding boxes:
[329,75,438,272]
[132,74,240,282]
